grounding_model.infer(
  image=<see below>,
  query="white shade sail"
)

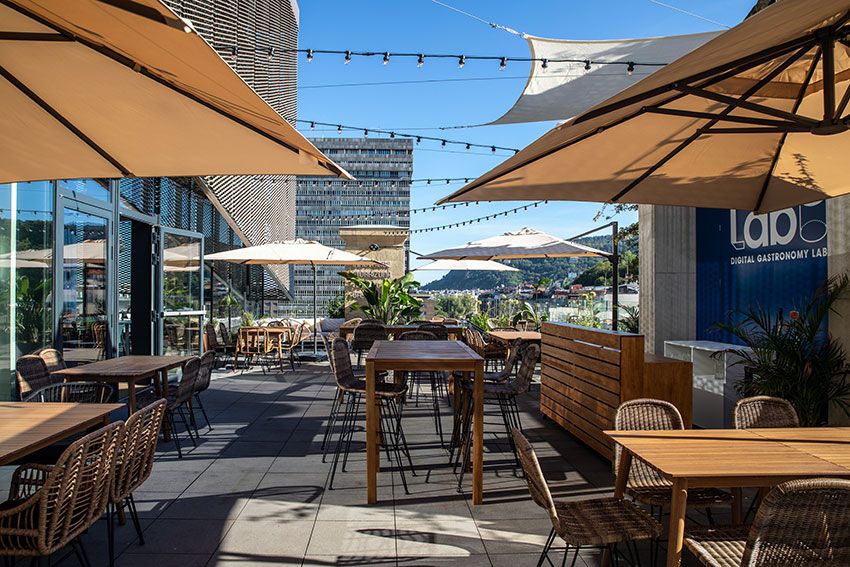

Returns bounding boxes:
[441,0,850,214]
[491,31,720,125]
[413,259,519,272]
[204,240,384,267]
[0,0,349,183]
[420,228,607,260]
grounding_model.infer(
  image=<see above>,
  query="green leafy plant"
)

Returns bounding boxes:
[619,304,640,333]
[340,272,423,324]
[512,300,542,328]
[16,274,50,345]
[713,275,850,427]
[469,311,490,332]
[327,294,346,319]
[241,311,255,326]
[567,292,603,329]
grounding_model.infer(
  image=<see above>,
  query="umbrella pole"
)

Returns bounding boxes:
[312,263,318,356]
[611,221,619,332]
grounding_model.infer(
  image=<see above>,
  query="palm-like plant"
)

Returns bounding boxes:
[713,275,850,427]
[340,272,423,324]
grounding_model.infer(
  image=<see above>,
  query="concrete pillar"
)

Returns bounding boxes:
[827,195,850,425]
[638,205,697,354]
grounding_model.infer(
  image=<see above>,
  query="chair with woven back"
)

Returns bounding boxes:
[278,321,305,372]
[417,322,448,339]
[205,323,235,369]
[350,321,387,368]
[164,357,201,458]
[15,355,62,401]
[338,318,361,341]
[24,382,113,403]
[734,396,799,429]
[33,348,66,374]
[615,399,733,526]
[685,478,850,566]
[512,429,662,566]
[235,326,266,373]
[0,421,123,566]
[107,399,167,566]
[191,351,216,434]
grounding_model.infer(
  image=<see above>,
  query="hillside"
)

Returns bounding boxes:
[421,235,628,291]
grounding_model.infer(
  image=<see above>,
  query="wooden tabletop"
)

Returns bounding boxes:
[488,330,542,342]
[366,339,482,370]
[0,402,123,466]
[606,428,850,483]
[52,355,193,381]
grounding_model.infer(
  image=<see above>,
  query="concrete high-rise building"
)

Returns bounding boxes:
[292,138,413,316]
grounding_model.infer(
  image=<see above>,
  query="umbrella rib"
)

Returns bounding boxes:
[674,86,820,127]
[610,41,815,203]
[0,63,133,177]
[644,107,804,129]
[753,46,822,213]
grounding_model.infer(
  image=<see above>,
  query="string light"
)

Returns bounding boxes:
[344,50,352,64]
[383,52,390,65]
[306,49,314,62]
[627,62,635,76]
[409,201,546,234]
[296,120,521,153]
[584,60,592,71]
[417,54,425,68]
[541,58,549,70]
[458,55,466,69]
[499,57,507,71]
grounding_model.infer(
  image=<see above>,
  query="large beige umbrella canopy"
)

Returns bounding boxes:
[413,259,519,272]
[420,228,606,260]
[440,0,850,213]
[206,240,385,356]
[0,0,350,183]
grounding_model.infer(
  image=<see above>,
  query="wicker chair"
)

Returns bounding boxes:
[205,323,235,369]
[24,381,113,403]
[326,338,414,493]
[685,478,850,566]
[235,327,266,373]
[351,322,387,368]
[454,344,541,488]
[399,330,446,445]
[33,348,66,374]
[191,350,216,434]
[513,429,662,566]
[108,399,166,566]
[165,357,200,458]
[15,355,61,401]
[338,318,361,340]
[733,396,800,429]
[615,399,733,522]
[417,322,448,339]
[0,422,123,565]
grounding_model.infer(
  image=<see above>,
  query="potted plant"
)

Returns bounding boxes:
[340,272,423,324]
[714,275,850,427]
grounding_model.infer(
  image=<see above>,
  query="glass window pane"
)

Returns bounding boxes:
[163,233,201,312]
[59,179,110,202]
[61,209,108,364]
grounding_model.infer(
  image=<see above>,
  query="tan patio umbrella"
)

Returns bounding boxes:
[419,228,623,327]
[439,0,850,213]
[205,240,385,357]
[413,259,519,272]
[0,0,349,183]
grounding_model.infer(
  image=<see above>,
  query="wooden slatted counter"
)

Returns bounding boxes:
[540,322,693,460]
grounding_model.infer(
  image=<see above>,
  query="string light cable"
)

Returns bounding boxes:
[409,201,547,234]
[297,119,520,154]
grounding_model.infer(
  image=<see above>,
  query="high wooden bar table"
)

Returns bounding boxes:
[365,340,484,504]
[53,355,193,413]
[341,324,463,341]
[606,427,850,566]
[0,402,124,465]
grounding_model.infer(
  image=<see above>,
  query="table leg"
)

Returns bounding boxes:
[472,360,484,505]
[667,478,688,567]
[127,381,137,414]
[161,369,169,399]
[732,488,744,524]
[614,450,631,498]
[366,360,379,504]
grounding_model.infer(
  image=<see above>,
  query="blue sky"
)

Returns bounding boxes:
[295,0,753,283]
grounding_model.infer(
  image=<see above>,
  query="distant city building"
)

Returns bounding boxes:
[292,137,413,316]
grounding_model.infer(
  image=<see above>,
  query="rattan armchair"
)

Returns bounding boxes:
[0,422,123,565]
[24,381,113,403]
[33,348,66,374]
[512,429,661,566]
[685,478,850,566]
[350,322,387,368]
[108,399,166,566]
[15,355,61,401]
[733,396,800,429]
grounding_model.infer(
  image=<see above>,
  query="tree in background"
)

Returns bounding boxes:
[435,293,478,320]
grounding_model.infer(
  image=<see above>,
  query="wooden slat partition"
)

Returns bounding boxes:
[540,322,693,461]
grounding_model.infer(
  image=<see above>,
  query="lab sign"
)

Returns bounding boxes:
[696,202,828,344]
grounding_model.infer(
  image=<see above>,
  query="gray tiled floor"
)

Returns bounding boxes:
[2,360,631,566]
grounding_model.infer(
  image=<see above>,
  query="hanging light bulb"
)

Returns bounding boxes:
[363,129,368,138]
[344,50,352,64]
[458,55,466,69]
[337,125,343,134]
[383,52,390,65]
[491,146,496,153]
[389,131,395,138]
[306,49,314,62]
[541,58,549,70]
[417,54,424,68]
[627,62,635,76]
[309,121,315,130]
[267,47,276,59]
[465,143,471,150]
[416,136,421,144]
[426,179,431,185]
[441,140,447,148]
[584,59,591,71]
[499,57,507,71]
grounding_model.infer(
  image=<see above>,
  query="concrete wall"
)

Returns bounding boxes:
[638,204,696,354]
[828,195,850,425]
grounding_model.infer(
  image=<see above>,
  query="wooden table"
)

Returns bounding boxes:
[607,427,850,566]
[488,330,542,344]
[53,355,193,413]
[0,402,123,466]
[365,340,485,504]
